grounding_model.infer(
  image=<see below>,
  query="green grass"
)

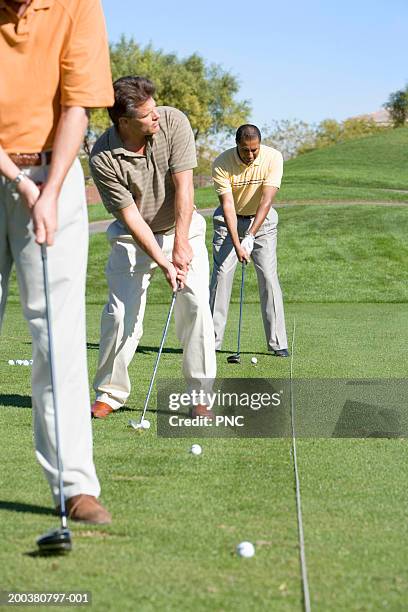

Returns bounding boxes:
[1,301,408,610]
[278,126,408,203]
[77,206,408,305]
[2,203,408,610]
[87,202,111,223]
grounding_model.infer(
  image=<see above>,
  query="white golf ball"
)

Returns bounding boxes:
[251,357,258,365]
[8,360,15,366]
[16,360,23,365]
[190,444,202,456]
[29,359,33,365]
[236,541,255,558]
[141,419,151,430]
[23,360,29,366]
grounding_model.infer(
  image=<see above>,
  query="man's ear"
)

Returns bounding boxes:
[118,116,127,130]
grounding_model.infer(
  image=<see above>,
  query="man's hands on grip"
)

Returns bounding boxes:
[241,234,255,256]
[17,177,58,246]
[161,261,186,292]
[171,237,193,289]
[235,233,255,263]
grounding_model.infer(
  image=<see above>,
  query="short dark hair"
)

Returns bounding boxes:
[236,124,262,144]
[108,76,156,127]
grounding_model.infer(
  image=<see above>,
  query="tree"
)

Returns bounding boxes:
[89,37,250,140]
[384,88,408,127]
[262,119,317,160]
[262,116,387,160]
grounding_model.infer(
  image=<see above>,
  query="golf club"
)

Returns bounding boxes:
[227,261,246,364]
[129,286,178,431]
[36,244,72,555]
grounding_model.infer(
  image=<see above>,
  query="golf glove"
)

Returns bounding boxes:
[241,234,255,256]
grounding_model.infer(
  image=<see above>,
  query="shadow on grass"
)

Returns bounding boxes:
[0,501,53,516]
[137,345,183,355]
[87,342,183,355]
[216,349,274,356]
[0,394,31,408]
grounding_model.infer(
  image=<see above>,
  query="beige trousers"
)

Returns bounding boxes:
[209,206,288,352]
[93,211,216,409]
[0,159,100,504]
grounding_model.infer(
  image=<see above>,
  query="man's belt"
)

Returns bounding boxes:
[9,151,52,167]
[237,214,255,219]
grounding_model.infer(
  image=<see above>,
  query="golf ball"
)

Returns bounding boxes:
[23,360,29,366]
[141,419,151,430]
[251,357,258,365]
[16,360,23,365]
[8,360,15,365]
[236,541,255,558]
[190,444,202,456]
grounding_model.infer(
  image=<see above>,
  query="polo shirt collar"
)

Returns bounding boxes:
[234,147,261,168]
[0,0,52,43]
[0,0,52,11]
[109,127,153,160]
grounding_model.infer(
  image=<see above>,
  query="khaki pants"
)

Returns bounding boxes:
[0,159,100,504]
[93,211,216,409]
[209,206,288,352]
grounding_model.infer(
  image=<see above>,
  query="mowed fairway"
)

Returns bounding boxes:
[1,203,408,611]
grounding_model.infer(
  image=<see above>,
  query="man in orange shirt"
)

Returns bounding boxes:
[0,0,114,523]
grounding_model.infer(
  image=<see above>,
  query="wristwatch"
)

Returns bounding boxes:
[11,171,26,185]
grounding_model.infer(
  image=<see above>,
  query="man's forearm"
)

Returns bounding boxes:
[221,195,240,249]
[248,187,279,236]
[42,106,88,197]
[174,178,194,242]
[0,145,24,181]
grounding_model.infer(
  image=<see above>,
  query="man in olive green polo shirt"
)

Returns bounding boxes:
[209,124,289,356]
[90,76,216,419]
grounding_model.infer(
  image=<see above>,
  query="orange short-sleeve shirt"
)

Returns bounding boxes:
[0,0,114,153]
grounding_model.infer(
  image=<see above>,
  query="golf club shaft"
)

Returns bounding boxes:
[139,289,177,424]
[41,244,67,529]
[236,262,246,355]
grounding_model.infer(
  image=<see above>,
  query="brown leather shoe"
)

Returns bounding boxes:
[57,494,112,525]
[190,404,214,420]
[91,400,114,419]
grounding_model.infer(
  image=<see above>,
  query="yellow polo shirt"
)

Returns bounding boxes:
[212,144,283,215]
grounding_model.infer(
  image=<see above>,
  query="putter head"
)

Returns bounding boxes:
[37,527,72,555]
[128,419,142,430]
[227,353,241,364]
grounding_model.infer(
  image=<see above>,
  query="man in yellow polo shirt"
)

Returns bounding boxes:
[210,124,289,356]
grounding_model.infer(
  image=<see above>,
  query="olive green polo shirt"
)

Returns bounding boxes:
[90,106,197,233]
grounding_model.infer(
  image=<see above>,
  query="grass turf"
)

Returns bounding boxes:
[278,127,408,204]
[1,205,408,610]
[79,205,408,305]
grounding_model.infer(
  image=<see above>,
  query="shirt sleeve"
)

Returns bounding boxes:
[60,0,114,108]
[212,160,232,195]
[90,155,135,213]
[264,151,284,188]
[168,110,197,173]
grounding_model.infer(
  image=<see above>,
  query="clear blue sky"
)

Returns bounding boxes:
[101,0,407,127]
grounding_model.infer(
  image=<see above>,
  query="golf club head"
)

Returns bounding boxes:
[37,527,72,555]
[227,353,241,364]
[128,419,142,430]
